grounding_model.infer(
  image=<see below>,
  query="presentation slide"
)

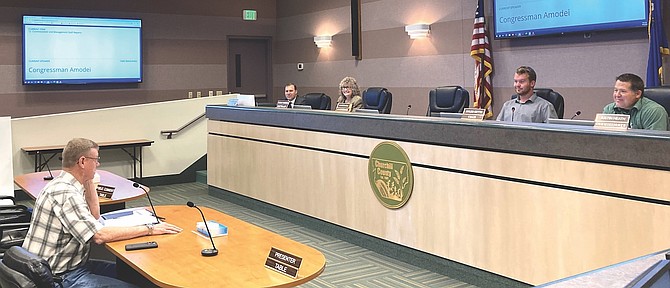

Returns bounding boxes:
[23,16,141,84]
[494,0,647,37]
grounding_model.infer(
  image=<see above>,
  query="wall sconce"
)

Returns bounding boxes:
[314,36,332,48]
[405,24,430,39]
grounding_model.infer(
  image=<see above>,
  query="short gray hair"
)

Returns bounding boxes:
[62,138,98,168]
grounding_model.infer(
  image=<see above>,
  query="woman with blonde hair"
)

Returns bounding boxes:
[336,76,363,112]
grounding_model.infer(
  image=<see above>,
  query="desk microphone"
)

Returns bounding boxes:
[186,201,218,257]
[406,105,412,115]
[42,154,54,181]
[511,107,516,122]
[133,183,162,223]
[570,110,582,120]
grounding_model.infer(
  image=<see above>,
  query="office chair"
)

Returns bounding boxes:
[426,86,470,117]
[0,223,30,259]
[296,93,332,110]
[362,87,392,114]
[0,246,61,288]
[0,205,32,225]
[643,86,670,116]
[510,88,565,119]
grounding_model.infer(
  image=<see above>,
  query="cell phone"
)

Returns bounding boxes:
[125,241,158,251]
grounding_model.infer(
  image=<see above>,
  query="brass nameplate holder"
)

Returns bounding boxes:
[335,103,350,112]
[594,113,630,131]
[96,184,115,199]
[276,100,289,108]
[264,247,302,278]
[461,108,485,121]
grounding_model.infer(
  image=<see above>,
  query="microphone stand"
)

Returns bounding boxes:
[187,201,218,257]
[133,183,163,223]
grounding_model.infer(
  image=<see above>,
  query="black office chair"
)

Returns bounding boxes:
[426,86,469,117]
[0,246,61,288]
[510,88,565,119]
[362,87,392,114]
[296,93,332,110]
[0,223,30,259]
[643,86,670,116]
[0,205,32,225]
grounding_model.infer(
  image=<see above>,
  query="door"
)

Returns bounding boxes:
[227,37,272,101]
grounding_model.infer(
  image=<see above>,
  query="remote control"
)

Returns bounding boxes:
[125,241,158,251]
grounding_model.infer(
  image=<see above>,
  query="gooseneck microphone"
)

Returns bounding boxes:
[133,183,162,223]
[406,105,412,115]
[511,107,516,122]
[570,110,582,120]
[187,201,218,257]
[42,154,54,181]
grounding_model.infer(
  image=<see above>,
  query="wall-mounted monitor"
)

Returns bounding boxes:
[493,0,648,39]
[22,15,142,85]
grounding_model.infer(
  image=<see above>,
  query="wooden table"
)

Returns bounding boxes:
[14,170,148,212]
[105,205,326,287]
[22,139,154,179]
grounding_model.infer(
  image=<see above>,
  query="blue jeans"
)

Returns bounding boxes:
[60,260,138,288]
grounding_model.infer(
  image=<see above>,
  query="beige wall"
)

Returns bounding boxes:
[273,0,664,119]
[11,95,235,183]
[0,1,276,118]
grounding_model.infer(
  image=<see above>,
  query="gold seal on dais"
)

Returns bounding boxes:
[368,141,414,209]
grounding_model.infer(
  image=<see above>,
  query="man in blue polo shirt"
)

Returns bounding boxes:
[603,73,668,130]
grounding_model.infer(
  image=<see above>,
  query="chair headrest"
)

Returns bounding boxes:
[2,246,55,288]
[297,93,331,110]
[428,86,469,115]
[363,87,388,107]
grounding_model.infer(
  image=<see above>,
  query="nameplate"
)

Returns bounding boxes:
[594,113,630,131]
[461,108,485,121]
[264,247,302,278]
[227,98,239,106]
[335,103,350,112]
[276,100,289,108]
[96,184,115,199]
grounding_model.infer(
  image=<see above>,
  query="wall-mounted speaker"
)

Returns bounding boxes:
[351,0,361,60]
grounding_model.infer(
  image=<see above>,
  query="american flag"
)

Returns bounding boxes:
[646,0,669,86]
[470,0,494,119]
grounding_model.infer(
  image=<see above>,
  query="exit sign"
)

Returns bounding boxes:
[243,10,257,21]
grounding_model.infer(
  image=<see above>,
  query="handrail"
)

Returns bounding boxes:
[161,113,205,139]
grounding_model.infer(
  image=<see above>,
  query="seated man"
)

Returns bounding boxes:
[284,82,302,108]
[22,138,182,287]
[602,73,668,130]
[496,66,558,123]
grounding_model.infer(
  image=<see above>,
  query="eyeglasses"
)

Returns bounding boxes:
[84,156,101,163]
[341,86,352,90]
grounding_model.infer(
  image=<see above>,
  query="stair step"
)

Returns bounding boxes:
[195,170,207,184]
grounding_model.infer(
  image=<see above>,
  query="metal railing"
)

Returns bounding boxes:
[160,113,205,139]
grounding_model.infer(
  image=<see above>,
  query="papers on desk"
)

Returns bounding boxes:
[100,207,159,227]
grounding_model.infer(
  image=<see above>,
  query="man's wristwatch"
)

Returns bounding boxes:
[145,223,154,236]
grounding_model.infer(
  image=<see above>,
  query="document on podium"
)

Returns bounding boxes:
[100,207,159,227]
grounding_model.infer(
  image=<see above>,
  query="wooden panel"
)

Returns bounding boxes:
[207,130,670,284]
[208,120,670,202]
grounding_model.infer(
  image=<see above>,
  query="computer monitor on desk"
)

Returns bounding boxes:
[547,118,596,127]
[236,94,256,107]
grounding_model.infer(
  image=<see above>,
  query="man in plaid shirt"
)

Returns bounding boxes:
[22,138,182,287]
